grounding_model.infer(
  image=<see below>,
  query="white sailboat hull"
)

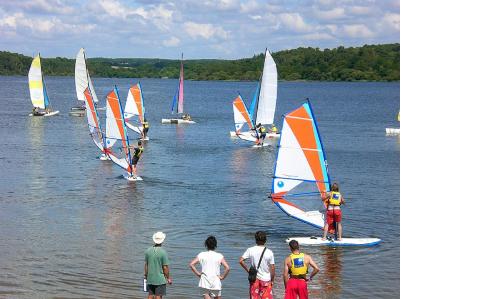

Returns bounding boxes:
[385,128,400,135]
[162,118,195,124]
[29,110,60,117]
[286,236,381,247]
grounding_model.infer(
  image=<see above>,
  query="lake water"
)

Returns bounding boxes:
[0,76,399,298]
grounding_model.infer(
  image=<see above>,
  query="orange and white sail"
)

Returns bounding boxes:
[83,87,105,151]
[124,82,145,135]
[271,101,331,229]
[233,95,253,133]
[105,87,132,175]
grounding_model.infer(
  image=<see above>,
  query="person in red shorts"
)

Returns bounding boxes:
[240,231,275,299]
[322,183,345,241]
[283,240,319,299]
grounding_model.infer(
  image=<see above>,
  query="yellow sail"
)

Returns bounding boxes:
[397,111,400,122]
[28,54,45,109]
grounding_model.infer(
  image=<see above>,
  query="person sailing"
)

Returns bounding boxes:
[142,118,150,140]
[129,140,144,178]
[322,183,346,241]
[270,124,278,134]
[255,123,267,146]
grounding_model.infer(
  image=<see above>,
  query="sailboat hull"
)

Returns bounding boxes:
[385,128,400,135]
[229,131,280,139]
[29,110,60,117]
[286,236,381,247]
[161,118,195,124]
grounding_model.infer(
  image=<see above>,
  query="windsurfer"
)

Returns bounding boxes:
[283,240,319,299]
[256,123,267,145]
[322,183,345,241]
[142,118,149,139]
[130,140,144,178]
[270,124,278,134]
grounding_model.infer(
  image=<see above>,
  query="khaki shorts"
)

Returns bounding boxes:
[200,288,221,298]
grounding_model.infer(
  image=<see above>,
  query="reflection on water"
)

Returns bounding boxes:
[0,77,399,298]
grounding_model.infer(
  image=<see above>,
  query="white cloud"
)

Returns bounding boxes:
[163,36,180,47]
[325,24,338,34]
[302,32,333,40]
[184,21,229,40]
[382,12,400,31]
[240,0,260,13]
[350,6,371,15]
[278,13,313,33]
[313,7,345,20]
[250,15,262,20]
[342,24,375,38]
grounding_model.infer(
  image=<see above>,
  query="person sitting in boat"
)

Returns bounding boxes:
[182,113,191,121]
[270,124,278,134]
[32,107,45,116]
[142,118,149,139]
[256,123,267,145]
[130,140,144,178]
[322,183,345,241]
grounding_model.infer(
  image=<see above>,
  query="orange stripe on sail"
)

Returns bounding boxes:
[108,90,127,145]
[130,84,143,122]
[233,97,252,128]
[84,88,99,128]
[272,197,304,211]
[286,106,326,193]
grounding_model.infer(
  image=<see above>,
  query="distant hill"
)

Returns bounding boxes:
[0,44,399,81]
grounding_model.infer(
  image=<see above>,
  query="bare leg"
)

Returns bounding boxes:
[203,294,211,299]
[322,222,328,240]
[337,223,342,241]
[147,295,153,299]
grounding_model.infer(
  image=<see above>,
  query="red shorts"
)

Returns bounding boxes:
[250,279,273,299]
[326,209,342,231]
[284,278,308,299]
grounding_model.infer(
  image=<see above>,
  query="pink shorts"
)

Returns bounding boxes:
[284,278,308,299]
[250,279,273,299]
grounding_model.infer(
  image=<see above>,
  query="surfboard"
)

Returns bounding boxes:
[286,236,381,247]
[123,174,143,181]
[252,143,270,148]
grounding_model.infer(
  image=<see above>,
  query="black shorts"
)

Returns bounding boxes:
[132,156,140,165]
[147,284,166,296]
[260,133,267,139]
[143,127,149,134]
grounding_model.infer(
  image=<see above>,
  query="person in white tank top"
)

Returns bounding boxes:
[190,236,230,299]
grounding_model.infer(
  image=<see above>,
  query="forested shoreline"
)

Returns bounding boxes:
[0,43,399,81]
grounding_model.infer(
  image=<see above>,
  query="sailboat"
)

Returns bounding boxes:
[72,48,99,116]
[162,53,195,124]
[385,111,400,135]
[271,100,381,246]
[105,86,142,181]
[28,53,59,117]
[124,82,148,140]
[83,86,113,160]
[230,49,279,139]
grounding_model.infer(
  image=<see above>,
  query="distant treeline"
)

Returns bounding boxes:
[0,43,399,81]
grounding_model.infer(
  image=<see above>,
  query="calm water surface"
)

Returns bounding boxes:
[0,76,399,298]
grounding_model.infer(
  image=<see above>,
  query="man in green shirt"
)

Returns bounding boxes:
[144,232,172,299]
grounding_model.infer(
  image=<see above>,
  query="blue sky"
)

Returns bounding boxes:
[0,0,399,59]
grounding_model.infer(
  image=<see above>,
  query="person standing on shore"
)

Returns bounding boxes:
[322,183,345,241]
[283,240,320,299]
[239,231,275,299]
[144,231,172,299]
[190,236,230,299]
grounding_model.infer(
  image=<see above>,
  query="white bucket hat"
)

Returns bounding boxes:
[152,231,166,244]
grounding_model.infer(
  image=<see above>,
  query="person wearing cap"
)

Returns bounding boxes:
[129,141,144,178]
[144,232,172,299]
[283,240,319,299]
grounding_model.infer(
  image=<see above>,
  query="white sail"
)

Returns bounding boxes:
[28,54,46,109]
[255,49,277,125]
[75,48,98,103]
[106,87,132,173]
[124,83,144,135]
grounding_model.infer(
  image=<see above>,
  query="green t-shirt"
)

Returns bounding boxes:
[145,246,170,285]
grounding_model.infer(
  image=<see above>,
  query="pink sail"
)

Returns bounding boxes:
[177,55,184,114]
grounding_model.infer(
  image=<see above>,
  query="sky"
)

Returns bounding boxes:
[0,0,399,59]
